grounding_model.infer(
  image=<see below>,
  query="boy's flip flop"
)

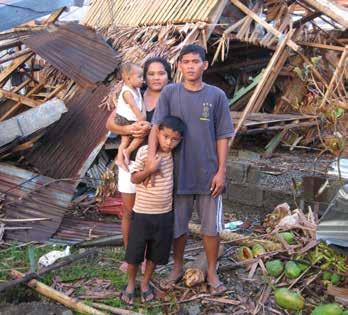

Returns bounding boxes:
[208,281,227,296]
[120,287,135,305]
[141,285,155,303]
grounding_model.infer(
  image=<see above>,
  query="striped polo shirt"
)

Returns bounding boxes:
[130,145,173,214]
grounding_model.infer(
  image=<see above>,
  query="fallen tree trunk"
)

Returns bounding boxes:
[183,244,224,287]
[188,223,244,243]
[11,269,106,315]
[0,248,97,293]
[75,234,123,248]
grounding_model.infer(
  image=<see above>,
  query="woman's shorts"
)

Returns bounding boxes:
[117,161,136,194]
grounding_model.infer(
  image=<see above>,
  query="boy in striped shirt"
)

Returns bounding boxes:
[120,115,185,305]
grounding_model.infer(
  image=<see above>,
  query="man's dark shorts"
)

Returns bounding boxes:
[125,211,174,265]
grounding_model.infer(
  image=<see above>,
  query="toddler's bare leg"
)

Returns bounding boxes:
[116,136,130,171]
[123,137,144,165]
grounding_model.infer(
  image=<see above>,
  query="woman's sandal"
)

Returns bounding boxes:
[208,281,227,296]
[141,285,155,303]
[120,287,135,305]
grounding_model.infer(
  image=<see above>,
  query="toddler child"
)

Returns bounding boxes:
[115,63,146,171]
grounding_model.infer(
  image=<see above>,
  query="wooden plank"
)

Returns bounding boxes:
[298,42,345,52]
[0,52,34,87]
[319,46,348,109]
[0,39,21,51]
[11,78,32,93]
[293,11,321,28]
[229,0,328,86]
[233,31,291,136]
[207,0,228,38]
[301,0,348,29]
[0,83,44,122]
[44,7,66,24]
[0,48,32,65]
[0,88,41,107]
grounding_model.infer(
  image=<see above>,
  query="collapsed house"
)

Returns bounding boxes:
[0,0,347,244]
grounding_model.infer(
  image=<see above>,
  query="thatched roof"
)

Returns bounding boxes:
[83,0,225,28]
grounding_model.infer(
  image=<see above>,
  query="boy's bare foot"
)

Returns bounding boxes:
[159,269,184,290]
[120,286,135,305]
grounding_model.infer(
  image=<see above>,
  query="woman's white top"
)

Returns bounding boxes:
[116,84,143,121]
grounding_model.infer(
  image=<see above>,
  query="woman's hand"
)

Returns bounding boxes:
[130,121,151,138]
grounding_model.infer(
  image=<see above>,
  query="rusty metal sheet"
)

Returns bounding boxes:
[23,23,119,88]
[26,85,110,180]
[0,163,75,242]
[52,216,122,243]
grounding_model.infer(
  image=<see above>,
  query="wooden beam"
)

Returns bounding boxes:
[0,83,44,122]
[11,78,32,93]
[0,52,33,87]
[44,7,67,25]
[207,0,228,38]
[319,46,348,108]
[229,0,328,86]
[300,0,348,29]
[43,84,65,101]
[0,88,41,107]
[233,31,292,137]
[293,11,321,28]
[0,48,32,65]
[298,42,345,51]
[0,39,21,51]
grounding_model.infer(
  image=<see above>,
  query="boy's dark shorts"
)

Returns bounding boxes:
[125,211,173,265]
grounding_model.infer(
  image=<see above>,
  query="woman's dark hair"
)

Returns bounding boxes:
[143,56,172,82]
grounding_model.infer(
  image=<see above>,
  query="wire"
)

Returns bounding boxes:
[0,2,52,14]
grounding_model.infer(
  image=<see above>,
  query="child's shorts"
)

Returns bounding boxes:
[114,113,135,126]
[125,211,174,265]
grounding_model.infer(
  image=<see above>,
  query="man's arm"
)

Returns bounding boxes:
[210,138,229,198]
[147,125,159,160]
[131,155,162,184]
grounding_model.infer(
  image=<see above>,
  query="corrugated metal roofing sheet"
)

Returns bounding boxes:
[52,216,122,243]
[0,163,75,242]
[23,23,119,88]
[26,85,111,180]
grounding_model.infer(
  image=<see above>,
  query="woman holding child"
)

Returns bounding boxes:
[105,57,172,303]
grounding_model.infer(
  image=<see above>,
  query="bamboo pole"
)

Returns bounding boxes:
[230,0,328,87]
[92,302,141,315]
[232,31,292,138]
[11,269,106,315]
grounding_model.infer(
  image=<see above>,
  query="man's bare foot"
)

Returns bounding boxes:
[207,272,227,295]
[159,268,184,290]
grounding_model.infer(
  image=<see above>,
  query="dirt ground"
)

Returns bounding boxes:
[0,302,71,315]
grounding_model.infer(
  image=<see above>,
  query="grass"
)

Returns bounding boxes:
[0,242,170,314]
